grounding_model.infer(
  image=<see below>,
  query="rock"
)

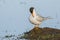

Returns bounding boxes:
[20,27,60,40]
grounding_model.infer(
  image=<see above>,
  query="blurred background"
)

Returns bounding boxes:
[0,0,60,37]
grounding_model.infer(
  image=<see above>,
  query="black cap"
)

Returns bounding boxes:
[29,7,34,13]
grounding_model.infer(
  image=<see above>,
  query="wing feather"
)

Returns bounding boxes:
[36,14,44,22]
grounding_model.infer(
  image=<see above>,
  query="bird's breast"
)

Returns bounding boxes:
[29,15,41,25]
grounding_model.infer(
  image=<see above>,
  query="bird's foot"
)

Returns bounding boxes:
[34,26,40,30]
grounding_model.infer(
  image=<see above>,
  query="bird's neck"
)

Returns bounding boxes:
[33,9,36,17]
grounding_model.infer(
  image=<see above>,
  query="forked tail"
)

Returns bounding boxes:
[44,16,53,20]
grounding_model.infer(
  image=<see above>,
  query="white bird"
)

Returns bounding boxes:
[29,7,51,27]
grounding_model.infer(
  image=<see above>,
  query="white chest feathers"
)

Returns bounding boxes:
[29,15,43,25]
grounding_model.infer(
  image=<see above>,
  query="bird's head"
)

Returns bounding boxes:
[29,7,35,17]
[29,7,34,13]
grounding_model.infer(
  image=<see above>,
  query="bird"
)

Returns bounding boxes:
[29,7,52,27]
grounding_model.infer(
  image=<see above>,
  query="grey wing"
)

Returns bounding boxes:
[36,14,45,22]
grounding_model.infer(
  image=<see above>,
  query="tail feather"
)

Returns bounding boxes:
[44,16,53,20]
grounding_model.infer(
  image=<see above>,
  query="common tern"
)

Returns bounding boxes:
[29,7,51,27]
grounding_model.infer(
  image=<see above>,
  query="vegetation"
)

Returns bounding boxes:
[20,27,60,40]
[0,27,60,40]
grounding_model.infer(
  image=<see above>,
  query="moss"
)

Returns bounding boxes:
[20,27,60,40]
